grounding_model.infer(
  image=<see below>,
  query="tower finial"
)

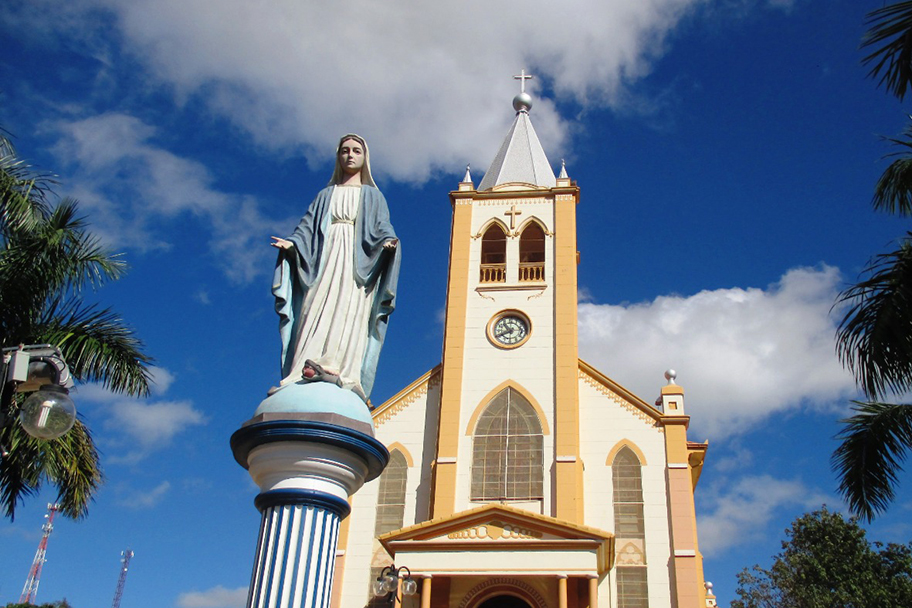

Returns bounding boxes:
[512,69,533,113]
[559,159,568,179]
[463,164,473,184]
[514,69,533,93]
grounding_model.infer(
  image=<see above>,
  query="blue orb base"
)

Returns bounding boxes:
[254,381,373,434]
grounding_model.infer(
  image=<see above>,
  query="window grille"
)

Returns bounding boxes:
[374,451,407,537]
[471,388,544,501]
[613,447,648,608]
[617,567,649,608]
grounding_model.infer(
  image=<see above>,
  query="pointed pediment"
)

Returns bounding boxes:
[379,503,614,575]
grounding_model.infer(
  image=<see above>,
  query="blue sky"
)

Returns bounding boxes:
[2,0,912,606]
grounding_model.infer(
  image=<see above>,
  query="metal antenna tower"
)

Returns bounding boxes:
[111,549,134,608]
[19,503,61,604]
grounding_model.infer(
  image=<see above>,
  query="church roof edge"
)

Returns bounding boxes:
[372,364,441,426]
[578,359,665,422]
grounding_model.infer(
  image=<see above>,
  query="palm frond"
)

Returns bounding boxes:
[836,236,912,398]
[0,416,102,520]
[862,1,912,101]
[0,198,128,342]
[37,299,153,397]
[0,414,42,520]
[0,153,55,237]
[35,198,127,291]
[41,419,103,519]
[873,124,912,216]
[832,401,912,521]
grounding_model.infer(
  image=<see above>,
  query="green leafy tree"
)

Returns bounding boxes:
[3,601,73,608]
[732,508,912,608]
[834,1,912,521]
[0,130,152,520]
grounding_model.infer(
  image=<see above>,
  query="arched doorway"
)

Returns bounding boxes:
[477,595,533,608]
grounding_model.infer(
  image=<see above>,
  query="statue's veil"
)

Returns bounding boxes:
[330,133,376,187]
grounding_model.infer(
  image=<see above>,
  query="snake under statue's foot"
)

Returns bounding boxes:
[300,360,344,388]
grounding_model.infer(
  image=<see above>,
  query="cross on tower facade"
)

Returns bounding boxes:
[504,204,523,231]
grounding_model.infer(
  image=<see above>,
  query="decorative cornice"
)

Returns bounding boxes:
[446,523,543,541]
[373,366,442,427]
[578,360,663,429]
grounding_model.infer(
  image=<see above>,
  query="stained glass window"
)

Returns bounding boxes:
[613,447,648,608]
[471,388,543,501]
[374,450,407,536]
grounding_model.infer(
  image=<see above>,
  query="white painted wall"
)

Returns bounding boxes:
[579,376,673,608]
[339,378,440,608]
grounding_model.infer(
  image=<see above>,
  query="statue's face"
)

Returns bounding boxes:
[339,139,365,176]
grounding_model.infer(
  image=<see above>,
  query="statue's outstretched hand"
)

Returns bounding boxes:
[382,238,399,250]
[271,236,294,250]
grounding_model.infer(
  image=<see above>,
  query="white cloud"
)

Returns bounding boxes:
[697,474,830,555]
[177,586,247,608]
[117,480,171,509]
[21,0,740,181]
[579,266,858,439]
[104,398,206,446]
[50,113,288,282]
[148,366,176,395]
[77,366,207,463]
[194,290,212,306]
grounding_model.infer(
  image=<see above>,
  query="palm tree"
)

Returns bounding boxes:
[0,130,152,520]
[833,1,912,521]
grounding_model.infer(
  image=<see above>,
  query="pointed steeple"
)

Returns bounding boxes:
[478,71,557,191]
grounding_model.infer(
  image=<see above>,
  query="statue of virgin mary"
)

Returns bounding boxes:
[271,134,400,401]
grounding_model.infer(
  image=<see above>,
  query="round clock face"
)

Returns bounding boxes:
[488,312,531,348]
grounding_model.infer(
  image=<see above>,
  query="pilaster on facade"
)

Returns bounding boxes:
[662,400,706,608]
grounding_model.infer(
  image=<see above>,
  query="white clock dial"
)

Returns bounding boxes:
[488,311,532,348]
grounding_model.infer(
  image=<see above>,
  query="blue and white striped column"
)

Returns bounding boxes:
[232,419,389,608]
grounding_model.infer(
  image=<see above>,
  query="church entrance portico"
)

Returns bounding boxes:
[377,504,611,608]
[397,574,600,608]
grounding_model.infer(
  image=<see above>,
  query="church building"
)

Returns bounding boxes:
[331,83,713,608]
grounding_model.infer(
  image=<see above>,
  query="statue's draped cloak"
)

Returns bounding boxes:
[273,185,400,398]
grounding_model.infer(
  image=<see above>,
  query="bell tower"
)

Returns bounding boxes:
[430,73,584,523]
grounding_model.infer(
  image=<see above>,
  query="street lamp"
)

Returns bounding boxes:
[1,345,76,441]
[372,565,417,605]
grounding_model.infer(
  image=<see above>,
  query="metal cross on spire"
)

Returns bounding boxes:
[514,69,533,93]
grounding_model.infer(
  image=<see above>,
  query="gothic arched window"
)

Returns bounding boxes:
[374,450,408,536]
[471,388,543,501]
[613,447,648,608]
[519,222,545,282]
[480,223,507,283]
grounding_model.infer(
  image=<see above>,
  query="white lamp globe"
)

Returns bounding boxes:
[19,385,76,440]
[372,579,387,597]
[401,578,418,596]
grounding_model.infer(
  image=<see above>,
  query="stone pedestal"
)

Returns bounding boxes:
[231,382,388,608]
